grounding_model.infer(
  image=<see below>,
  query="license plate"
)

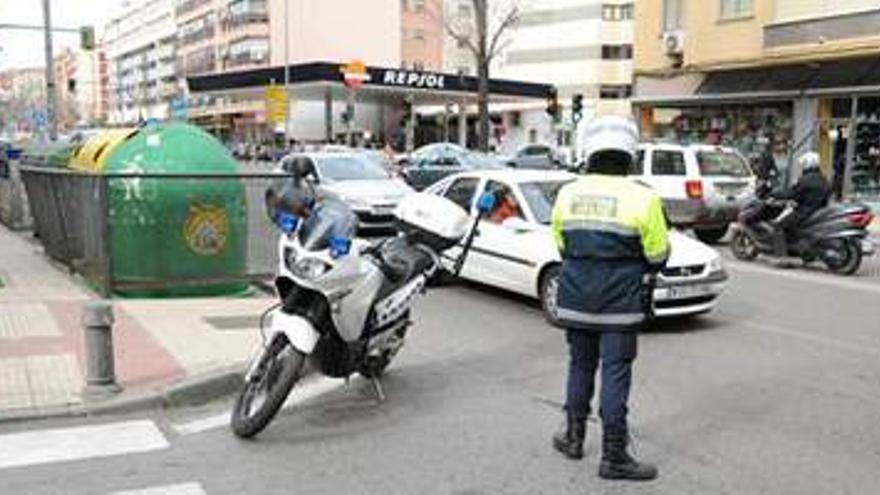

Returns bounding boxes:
[666,284,712,299]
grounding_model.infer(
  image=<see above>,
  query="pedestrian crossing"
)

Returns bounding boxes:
[0,419,169,470]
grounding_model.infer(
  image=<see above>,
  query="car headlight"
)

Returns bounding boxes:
[291,257,331,279]
[708,256,724,273]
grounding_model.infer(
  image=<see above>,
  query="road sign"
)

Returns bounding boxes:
[264,85,288,125]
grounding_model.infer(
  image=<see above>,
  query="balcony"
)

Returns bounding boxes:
[223,11,269,31]
[175,0,211,17]
[180,25,216,47]
[223,51,269,70]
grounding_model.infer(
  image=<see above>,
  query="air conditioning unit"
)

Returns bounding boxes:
[662,31,685,56]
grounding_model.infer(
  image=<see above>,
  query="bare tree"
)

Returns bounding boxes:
[445,0,521,152]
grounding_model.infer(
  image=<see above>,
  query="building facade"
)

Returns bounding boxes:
[634,0,880,203]
[53,47,109,130]
[0,68,47,138]
[489,0,634,154]
[401,0,445,71]
[103,0,180,124]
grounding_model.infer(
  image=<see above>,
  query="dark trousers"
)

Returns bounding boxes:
[565,330,637,437]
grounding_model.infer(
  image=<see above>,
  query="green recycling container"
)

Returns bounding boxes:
[103,122,248,297]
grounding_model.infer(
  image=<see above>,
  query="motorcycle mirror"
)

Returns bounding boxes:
[476,192,495,216]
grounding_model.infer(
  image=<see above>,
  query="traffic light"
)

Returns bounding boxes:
[80,26,95,51]
[572,93,584,124]
[545,88,560,123]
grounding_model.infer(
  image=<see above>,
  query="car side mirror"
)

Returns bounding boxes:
[476,192,495,217]
[502,216,533,233]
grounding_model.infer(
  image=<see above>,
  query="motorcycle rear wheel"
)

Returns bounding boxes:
[730,229,759,261]
[822,238,862,276]
[231,335,305,438]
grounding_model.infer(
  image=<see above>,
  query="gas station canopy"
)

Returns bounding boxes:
[186,61,554,104]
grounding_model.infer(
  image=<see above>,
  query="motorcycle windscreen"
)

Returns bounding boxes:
[298,199,358,251]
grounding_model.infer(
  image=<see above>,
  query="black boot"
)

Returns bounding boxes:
[599,433,658,481]
[552,412,586,460]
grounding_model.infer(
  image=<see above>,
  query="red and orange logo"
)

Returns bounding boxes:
[340,60,371,90]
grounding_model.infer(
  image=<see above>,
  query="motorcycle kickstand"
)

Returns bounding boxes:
[369,377,385,402]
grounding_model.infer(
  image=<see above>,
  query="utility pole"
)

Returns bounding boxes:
[283,0,290,145]
[42,0,58,141]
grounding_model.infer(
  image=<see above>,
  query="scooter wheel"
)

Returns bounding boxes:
[730,229,759,261]
[822,239,862,276]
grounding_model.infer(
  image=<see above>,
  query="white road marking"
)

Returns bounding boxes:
[172,375,347,436]
[727,318,880,359]
[0,420,169,470]
[724,258,880,294]
[111,482,206,495]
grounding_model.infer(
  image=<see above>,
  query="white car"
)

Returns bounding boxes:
[426,169,729,321]
[632,143,756,245]
[276,152,413,235]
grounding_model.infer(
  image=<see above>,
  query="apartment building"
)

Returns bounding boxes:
[635,0,880,204]
[103,0,180,124]
[53,47,109,129]
[489,0,634,153]
[0,68,46,137]
[401,0,445,71]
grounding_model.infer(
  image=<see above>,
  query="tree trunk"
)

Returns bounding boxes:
[477,60,490,152]
[475,0,490,152]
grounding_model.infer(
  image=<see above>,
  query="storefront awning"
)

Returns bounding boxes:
[635,55,880,106]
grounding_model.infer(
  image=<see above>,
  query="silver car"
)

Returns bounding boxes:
[277,152,414,235]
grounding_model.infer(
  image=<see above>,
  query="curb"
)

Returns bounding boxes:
[0,361,248,425]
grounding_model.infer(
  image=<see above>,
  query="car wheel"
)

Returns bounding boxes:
[539,266,562,327]
[695,225,729,245]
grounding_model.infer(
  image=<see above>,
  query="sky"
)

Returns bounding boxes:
[0,0,123,70]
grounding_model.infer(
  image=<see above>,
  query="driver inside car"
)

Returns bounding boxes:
[488,190,522,224]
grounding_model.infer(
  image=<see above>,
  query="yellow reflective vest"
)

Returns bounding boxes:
[550,174,669,330]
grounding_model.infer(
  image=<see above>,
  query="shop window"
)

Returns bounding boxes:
[652,150,686,176]
[602,4,632,22]
[720,0,752,20]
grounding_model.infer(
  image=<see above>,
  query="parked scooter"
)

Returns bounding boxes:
[230,163,494,438]
[729,187,875,275]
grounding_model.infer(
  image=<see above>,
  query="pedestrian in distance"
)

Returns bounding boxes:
[550,116,670,481]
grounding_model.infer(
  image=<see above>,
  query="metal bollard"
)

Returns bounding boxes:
[82,300,121,398]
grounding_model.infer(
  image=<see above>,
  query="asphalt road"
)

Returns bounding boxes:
[2,256,880,495]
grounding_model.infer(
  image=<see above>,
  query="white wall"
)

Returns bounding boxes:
[774,0,880,22]
[269,0,401,66]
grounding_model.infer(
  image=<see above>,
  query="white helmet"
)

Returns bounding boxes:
[578,116,639,170]
[798,151,821,172]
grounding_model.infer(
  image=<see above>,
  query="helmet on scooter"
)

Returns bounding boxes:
[797,151,821,172]
[578,116,639,176]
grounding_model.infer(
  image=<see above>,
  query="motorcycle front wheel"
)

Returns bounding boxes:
[822,238,862,276]
[231,335,305,438]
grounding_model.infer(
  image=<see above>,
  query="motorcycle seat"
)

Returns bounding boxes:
[375,238,433,284]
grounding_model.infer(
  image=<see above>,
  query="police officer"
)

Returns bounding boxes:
[551,116,669,481]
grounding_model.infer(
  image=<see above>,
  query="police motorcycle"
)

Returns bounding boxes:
[230,160,494,438]
[729,183,875,275]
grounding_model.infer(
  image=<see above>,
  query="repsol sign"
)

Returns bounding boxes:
[380,70,446,90]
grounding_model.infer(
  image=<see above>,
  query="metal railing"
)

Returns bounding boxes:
[19,166,286,297]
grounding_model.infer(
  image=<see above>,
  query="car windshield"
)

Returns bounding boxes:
[314,155,390,181]
[519,180,571,224]
[697,150,751,177]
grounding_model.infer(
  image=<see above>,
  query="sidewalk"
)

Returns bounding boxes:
[0,224,272,422]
